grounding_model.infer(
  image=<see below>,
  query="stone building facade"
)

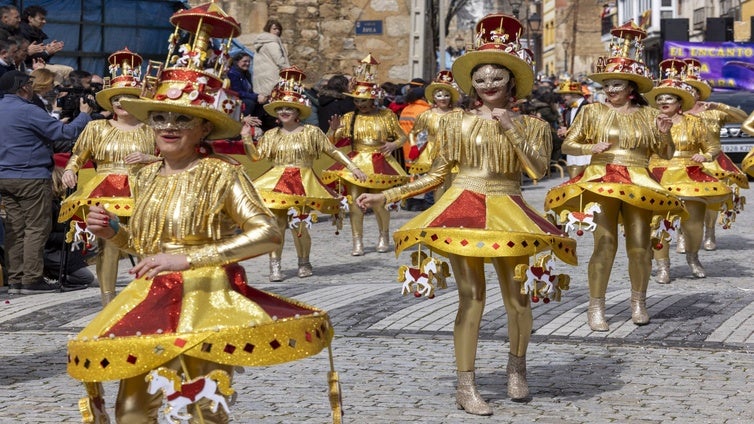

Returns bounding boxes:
[190,0,414,85]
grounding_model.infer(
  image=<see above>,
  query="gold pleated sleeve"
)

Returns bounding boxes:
[563,103,674,160]
[408,110,432,146]
[684,114,719,161]
[333,109,407,148]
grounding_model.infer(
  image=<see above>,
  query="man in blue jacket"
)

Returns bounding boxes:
[0,70,92,294]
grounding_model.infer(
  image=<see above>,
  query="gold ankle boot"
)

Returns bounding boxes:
[630,290,650,325]
[703,225,717,251]
[507,353,529,400]
[269,258,283,282]
[676,231,686,254]
[455,371,493,416]
[686,252,706,278]
[655,259,670,284]
[587,297,609,331]
[351,236,364,256]
[376,231,390,253]
[297,257,313,278]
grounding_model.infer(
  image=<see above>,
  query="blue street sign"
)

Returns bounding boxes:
[355,20,383,35]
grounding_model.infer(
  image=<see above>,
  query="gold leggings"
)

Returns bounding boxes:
[449,254,531,371]
[584,193,653,297]
[115,357,233,424]
[270,209,311,260]
[96,238,120,306]
[654,200,706,260]
[346,183,391,237]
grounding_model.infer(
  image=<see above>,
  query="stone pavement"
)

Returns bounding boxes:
[1,175,753,423]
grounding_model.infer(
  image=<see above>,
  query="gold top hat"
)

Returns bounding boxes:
[425,70,460,105]
[96,47,143,111]
[645,58,696,111]
[451,13,534,99]
[120,2,243,140]
[682,58,712,101]
[344,54,384,99]
[554,79,583,95]
[263,66,312,119]
[589,20,654,93]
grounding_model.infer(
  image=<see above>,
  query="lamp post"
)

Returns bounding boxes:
[562,39,571,75]
[509,0,523,18]
[527,10,542,74]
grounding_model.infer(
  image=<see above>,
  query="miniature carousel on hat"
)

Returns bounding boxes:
[425,70,461,104]
[263,65,312,119]
[682,58,713,101]
[120,1,244,140]
[95,47,143,111]
[589,19,654,93]
[645,58,697,111]
[451,13,535,99]
[554,79,583,95]
[344,53,384,99]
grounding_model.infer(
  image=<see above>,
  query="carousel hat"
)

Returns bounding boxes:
[682,58,712,101]
[589,20,654,93]
[95,47,144,111]
[554,79,584,96]
[119,2,243,140]
[425,70,460,104]
[451,13,534,99]
[344,54,384,99]
[645,58,696,111]
[263,66,312,119]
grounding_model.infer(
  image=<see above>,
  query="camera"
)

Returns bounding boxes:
[55,86,101,120]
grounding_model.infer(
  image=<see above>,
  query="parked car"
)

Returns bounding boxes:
[706,90,754,164]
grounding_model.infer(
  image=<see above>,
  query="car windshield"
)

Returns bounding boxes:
[707,91,754,114]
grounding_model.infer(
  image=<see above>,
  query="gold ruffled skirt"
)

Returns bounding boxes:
[321,151,409,189]
[59,171,134,222]
[254,165,342,214]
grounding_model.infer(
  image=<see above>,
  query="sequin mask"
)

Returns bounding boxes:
[111,94,137,109]
[433,89,451,102]
[148,112,203,130]
[655,94,680,105]
[275,106,297,115]
[603,79,630,94]
[471,66,510,92]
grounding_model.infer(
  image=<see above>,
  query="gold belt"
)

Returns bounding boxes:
[453,174,520,195]
[96,163,130,173]
[591,152,649,168]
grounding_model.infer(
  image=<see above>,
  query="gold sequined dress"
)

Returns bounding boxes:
[407,107,462,175]
[382,110,577,264]
[247,125,355,214]
[695,108,749,188]
[545,103,684,214]
[648,114,731,206]
[321,109,409,189]
[67,158,333,382]
[59,120,156,221]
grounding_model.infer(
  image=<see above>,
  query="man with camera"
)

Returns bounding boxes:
[56,70,104,121]
[0,70,92,295]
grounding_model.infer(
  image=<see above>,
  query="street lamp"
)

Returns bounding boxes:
[527,11,542,74]
[562,39,571,75]
[509,0,523,18]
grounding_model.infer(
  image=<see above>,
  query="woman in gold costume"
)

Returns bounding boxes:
[358,14,577,416]
[59,48,158,306]
[67,5,337,423]
[321,54,409,256]
[244,66,366,281]
[683,58,747,252]
[406,70,462,199]
[646,59,730,284]
[544,21,681,331]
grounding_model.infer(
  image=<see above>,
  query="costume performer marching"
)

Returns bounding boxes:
[244,66,367,282]
[406,70,463,199]
[321,54,409,256]
[358,14,577,416]
[554,79,590,178]
[544,20,683,331]
[67,4,340,423]
[683,58,747,252]
[59,47,158,306]
[646,59,730,283]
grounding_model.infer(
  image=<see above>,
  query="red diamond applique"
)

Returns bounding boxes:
[270,339,281,349]
[506,241,515,248]
[126,355,137,364]
[444,237,452,244]
[224,344,236,354]
[244,343,255,353]
[305,332,312,342]
[174,338,187,348]
[492,243,501,250]
[460,239,469,246]
[430,234,439,241]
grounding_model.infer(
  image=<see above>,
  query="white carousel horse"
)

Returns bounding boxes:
[67,219,96,253]
[397,251,449,298]
[559,202,601,234]
[287,207,318,230]
[719,188,745,229]
[513,254,570,303]
[146,368,234,424]
[652,215,681,243]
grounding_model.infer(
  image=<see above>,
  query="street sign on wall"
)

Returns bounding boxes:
[355,20,383,35]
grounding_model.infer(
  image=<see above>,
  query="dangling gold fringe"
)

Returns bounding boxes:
[439,110,550,174]
[578,104,664,150]
[256,126,330,164]
[129,159,247,254]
